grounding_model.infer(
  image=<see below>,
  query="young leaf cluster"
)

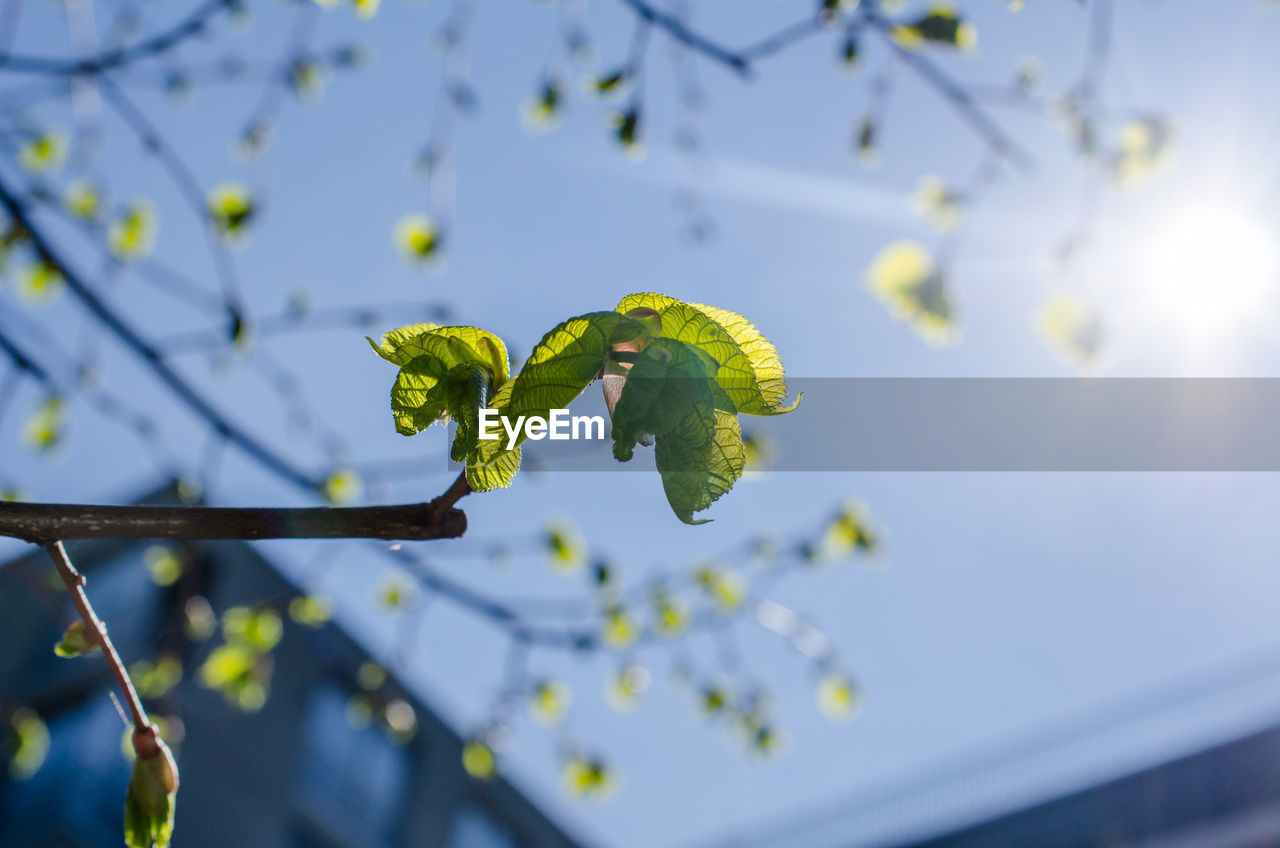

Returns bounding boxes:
[371,295,799,523]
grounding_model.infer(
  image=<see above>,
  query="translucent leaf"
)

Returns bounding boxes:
[610,337,718,463]
[145,546,183,587]
[377,579,414,611]
[63,180,102,221]
[108,202,157,260]
[618,293,799,415]
[53,620,98,658]
[22,396,65,452]
[891,5,977,50]
[465,376,521,491]
[370,324,510,470]
[609,337,747,523]
[589,69,630,97]
[323,468,363,505]
[522,77,563,132]
[16,262,64,305]
[544,521,585,574]
[1112,116,1175,186]
[222,607,282,651]
[207,183,255,243]
[913,176,965,231]
[289,59,326,101]
[394,214,441,264]
[822,501,880,558]
[656,407,745,525]
[693,565,746,612]
[529,679,571,726]
[288,595,331,627]
[131,655,184,699]
[817,673,862,720]
[604,664,650,712]
[562,754,614,799]
[6,708,49,779]
[462,736,497,779]
[504,311,646,426]
[18,131,65,173]
[652,591,689,637]
[608,108,643,159]
[867,241,957,343]
[601,605,638,648]
[123,735,179,848]
[698,682,733,717]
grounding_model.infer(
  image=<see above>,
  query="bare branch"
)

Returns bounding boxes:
[0,0,232,76]
[614,0,750,78]
[862,9,1036,173]
[0,175,322,492]
[2,499,468,544]
[45,540,151,732]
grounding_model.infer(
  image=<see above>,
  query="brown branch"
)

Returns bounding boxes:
[46,541,151,733]
[2,499,468,544]
[427,470,472,524]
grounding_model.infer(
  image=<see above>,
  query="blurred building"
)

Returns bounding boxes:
[0,491,580,848]
[719,684,1280,848]
[902,728,1280,848]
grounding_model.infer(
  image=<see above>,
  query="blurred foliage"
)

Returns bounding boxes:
[197,606,282,711]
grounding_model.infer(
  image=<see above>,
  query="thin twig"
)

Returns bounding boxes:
[0,173,321,492]
[862,9,1035,173]
[614,0,750,77]
[0,0,232,75]
[45,540,150,733]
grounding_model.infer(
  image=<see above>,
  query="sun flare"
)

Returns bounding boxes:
[1133,204,1280,343]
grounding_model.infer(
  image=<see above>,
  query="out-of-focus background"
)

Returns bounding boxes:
[5,1,1280,846]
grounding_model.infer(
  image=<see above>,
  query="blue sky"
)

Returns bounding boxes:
[5,1,1280,847]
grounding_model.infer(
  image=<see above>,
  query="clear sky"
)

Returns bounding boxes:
[5,1,1280,847]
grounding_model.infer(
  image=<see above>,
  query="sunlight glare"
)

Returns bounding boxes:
[1135,204,1279,343]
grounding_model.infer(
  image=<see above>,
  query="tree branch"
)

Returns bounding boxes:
[862,9,1035,173]
[46,540,151,733]
[0,0,233,76]
[614,0,751,77]
[2,499,468,544]
[0,173,322,492]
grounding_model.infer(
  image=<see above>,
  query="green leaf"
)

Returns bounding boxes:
[655,408,745,524]
[53,620,98,657]
[891,4,977,50]
[610,337,717,463]
[468,311,647,490]
[370,324,510,468]
[505,311,647,424]
[609,338,746,523]
[6,708,49,779]
[466,376,521,491]
[616,294,800,415]
[124,734,179,848]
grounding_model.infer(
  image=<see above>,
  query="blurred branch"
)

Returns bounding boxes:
[614,0,750,77]
[862,8,1035,172]
[0,0,232,75]
[97,75,244,312]
[0,174,323,492]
